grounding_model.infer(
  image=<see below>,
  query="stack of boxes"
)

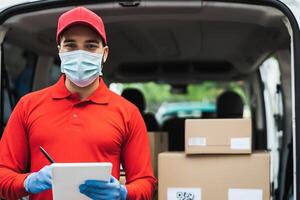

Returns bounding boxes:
[158,118,270,200]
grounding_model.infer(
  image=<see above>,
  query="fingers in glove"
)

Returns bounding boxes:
[79,186,120,199]
[84,180,120,190]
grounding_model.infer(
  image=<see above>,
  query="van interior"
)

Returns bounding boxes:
[0,1,294,199]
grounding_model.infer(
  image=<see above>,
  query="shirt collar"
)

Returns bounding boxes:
[51,75,111,104]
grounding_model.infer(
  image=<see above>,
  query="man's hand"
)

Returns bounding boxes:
[79,176,127,200]
[24,165,52,194]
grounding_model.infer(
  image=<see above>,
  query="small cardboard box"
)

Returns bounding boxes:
[148,131,168,177]
[158,152,270,200]
[118,132,167,190]
[185,118,252,154]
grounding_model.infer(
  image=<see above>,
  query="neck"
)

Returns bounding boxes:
[65,77,100,100]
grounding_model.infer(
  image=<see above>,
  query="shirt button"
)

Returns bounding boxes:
[73,114,78,118]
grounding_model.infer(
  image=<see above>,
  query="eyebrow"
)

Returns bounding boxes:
[62,38,101,45]
[85,39,101,44]
[63,39,76,43]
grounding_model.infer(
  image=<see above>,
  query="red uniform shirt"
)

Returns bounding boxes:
[0,75,157,200]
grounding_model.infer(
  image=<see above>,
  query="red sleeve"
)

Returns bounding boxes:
[121,108,157,199]
[0,98,30,199]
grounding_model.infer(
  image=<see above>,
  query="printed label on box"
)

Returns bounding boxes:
[228,188,262,200]
[188,137,207,146]
[168,187,201,200]
[230,137,250,150]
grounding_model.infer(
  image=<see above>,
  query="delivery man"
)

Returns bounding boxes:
[0,7,156,200]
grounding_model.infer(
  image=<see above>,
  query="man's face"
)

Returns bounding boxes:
[58,24,109,62]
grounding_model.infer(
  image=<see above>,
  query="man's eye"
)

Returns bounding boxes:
[86,44,98,49]
[64,43,76,48]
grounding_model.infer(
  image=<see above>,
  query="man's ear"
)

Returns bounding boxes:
[57,36,63,52]
[102,46,109,63]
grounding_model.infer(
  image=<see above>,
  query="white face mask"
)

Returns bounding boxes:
[59,50,103,87]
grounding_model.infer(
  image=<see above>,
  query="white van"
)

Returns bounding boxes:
[0,1,300,199]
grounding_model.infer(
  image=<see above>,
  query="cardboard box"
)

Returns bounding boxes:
[118,132,167,190]
[185,118,252,154]
[148,132,168,177]
[158,152,270,200]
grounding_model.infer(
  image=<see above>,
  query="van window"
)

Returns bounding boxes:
[110,81,250,124]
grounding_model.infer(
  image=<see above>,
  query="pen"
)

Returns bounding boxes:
[39,146,55,163]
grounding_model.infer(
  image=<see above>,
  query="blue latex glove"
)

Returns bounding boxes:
[24,165,52,194]
[79,176,127,200]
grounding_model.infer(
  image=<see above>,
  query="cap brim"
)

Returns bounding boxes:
[57,21,106,45]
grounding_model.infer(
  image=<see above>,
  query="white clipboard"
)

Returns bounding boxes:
[52,162,112,200]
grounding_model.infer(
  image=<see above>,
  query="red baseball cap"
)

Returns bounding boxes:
[56,7,107,45]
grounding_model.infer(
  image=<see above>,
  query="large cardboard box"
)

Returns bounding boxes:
[158,152,270,200]
[148,131,168,177]
[185,118,252,154]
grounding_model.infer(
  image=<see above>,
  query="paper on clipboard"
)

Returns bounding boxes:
[52,162,112,200]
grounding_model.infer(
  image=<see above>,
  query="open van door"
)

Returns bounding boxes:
[0,26,8,134]
[278,1,300,199]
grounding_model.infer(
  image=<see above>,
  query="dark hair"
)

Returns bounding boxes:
[121,88,146,112]
[216,91,244,118]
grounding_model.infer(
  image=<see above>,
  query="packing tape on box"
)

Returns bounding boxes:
[188,137,207,146]
[230,137,250,150]
[228,188,263,200]
[167,187,201,200]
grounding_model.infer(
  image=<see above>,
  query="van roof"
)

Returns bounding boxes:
[0,1,291,84]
